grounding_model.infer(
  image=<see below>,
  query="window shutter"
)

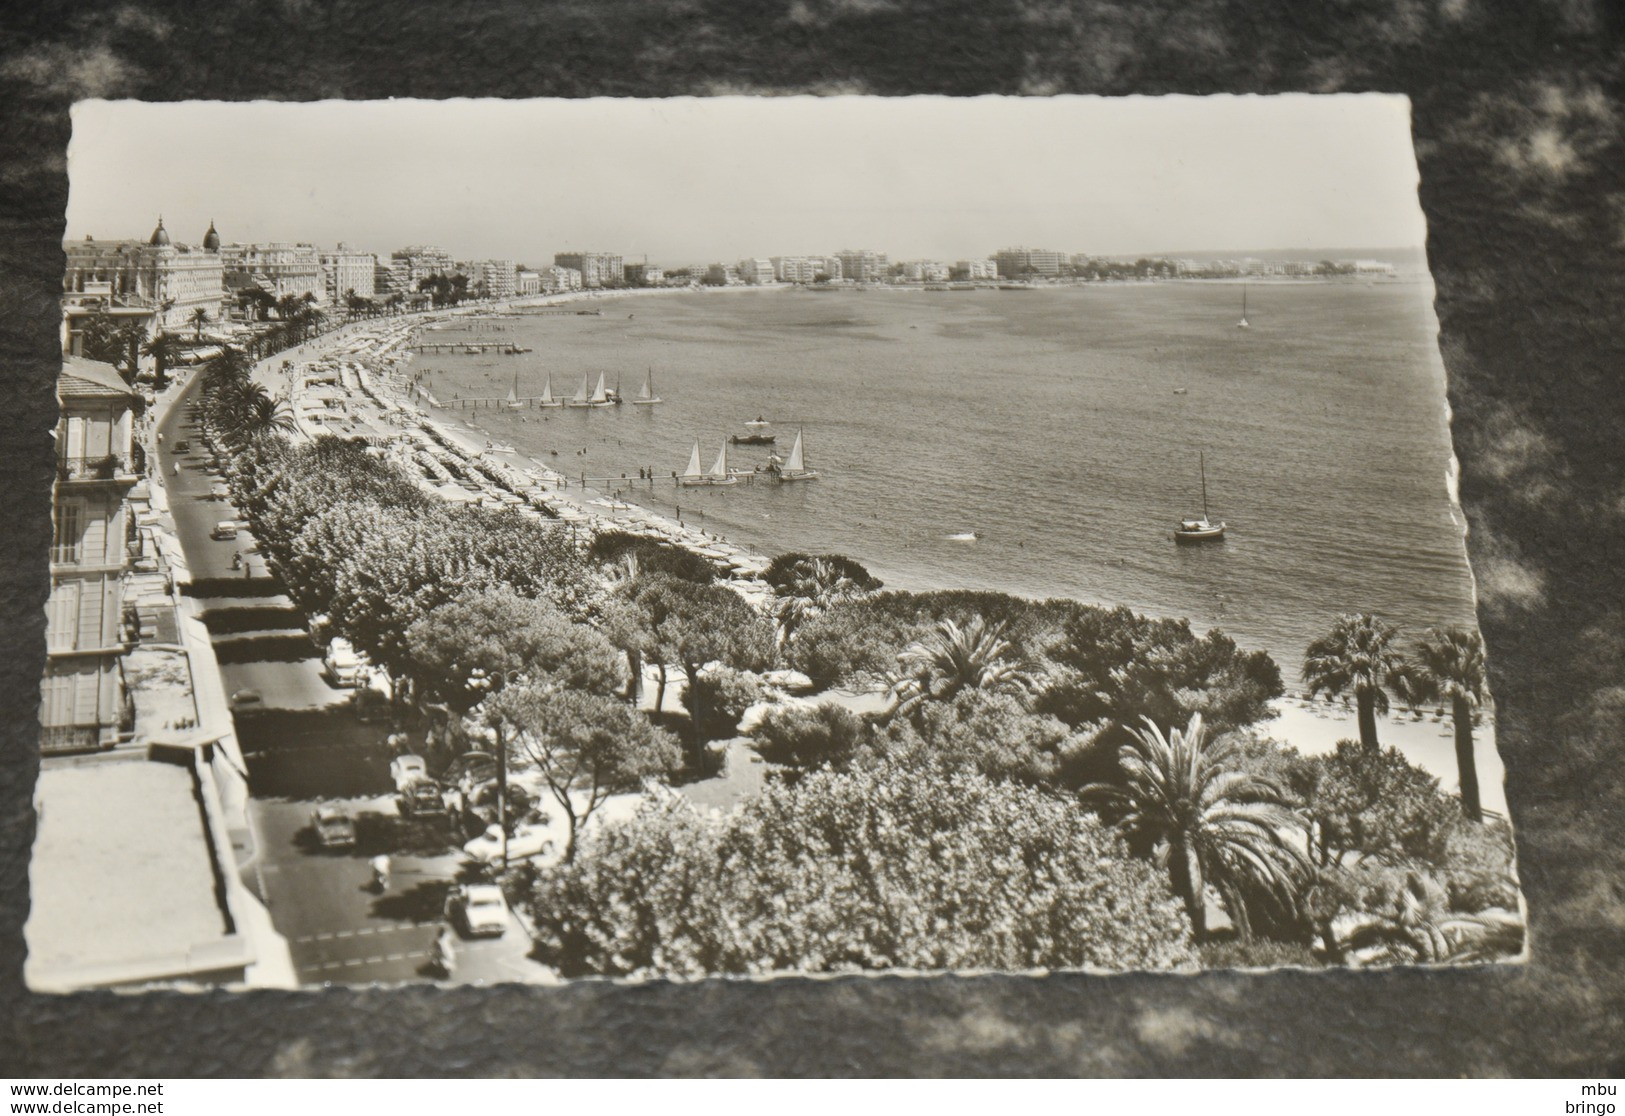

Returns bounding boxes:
[47,581,79,651]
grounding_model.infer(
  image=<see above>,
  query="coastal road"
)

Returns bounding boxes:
[156,365,547,987]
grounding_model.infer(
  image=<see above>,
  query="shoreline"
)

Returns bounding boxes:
[261,297,780,610]
[258,295,1502,814]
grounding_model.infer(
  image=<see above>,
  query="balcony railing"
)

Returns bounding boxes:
[56,455,135,482]
[38,723,107,756]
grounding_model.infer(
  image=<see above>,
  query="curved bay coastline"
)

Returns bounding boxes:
[272,281,1505,814]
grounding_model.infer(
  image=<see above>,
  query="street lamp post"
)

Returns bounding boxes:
[469,667,522,872]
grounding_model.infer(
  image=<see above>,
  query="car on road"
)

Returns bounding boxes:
[209,482,230,499]
[211,520,238,541]
[310,803,357,849]
[445,883,508,938]
[390,754,429,792]
[172,440,190,453]
[462,821,552,865]
[229,688,263,710]
[322,638,367,687]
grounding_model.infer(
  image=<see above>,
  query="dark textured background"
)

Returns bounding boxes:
[3,0,1623,1078]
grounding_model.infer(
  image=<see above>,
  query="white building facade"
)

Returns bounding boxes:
[321,245,377,303]
[61,219,226,331]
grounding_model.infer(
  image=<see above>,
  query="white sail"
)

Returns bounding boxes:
[572,374,590,404]
[539,375,554,404]
[637,371,654,400]
[708,440,729,478]
[682,440,703,478]
[505,372,518,405]
[785,429,805,473]
[590,373,609,404]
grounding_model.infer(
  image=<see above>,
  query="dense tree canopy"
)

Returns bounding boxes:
[486,683,681,862]
[407,587,623,714]
[520,763,1195,977]
[1037,606,1284,746]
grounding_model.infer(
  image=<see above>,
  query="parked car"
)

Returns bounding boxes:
[172,440,190,453]
[462,821,552,865]
[389,754,428,792]
[322,638,366,687]
[397,778,446,818]
[229,688,263,710]
[310,803,357,849]
[445,883,508,939]
[211,520,238,541]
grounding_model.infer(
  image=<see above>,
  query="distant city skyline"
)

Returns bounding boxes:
[67,96,1427,264]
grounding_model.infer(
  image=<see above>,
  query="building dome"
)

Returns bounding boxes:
[202,220,219,251]
[148,217,170,246]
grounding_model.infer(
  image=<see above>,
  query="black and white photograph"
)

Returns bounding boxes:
[26,94,1525,992]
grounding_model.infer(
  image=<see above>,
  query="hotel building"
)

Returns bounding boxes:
[553,251,624,289]
[737,258,775,285]
[320,244,377,303]
[221,242,326,305]
[834,249,888,283]
[994,247,1068,278]
[61,218,226,333]
[390,245,456,294]
[480,259,518,300]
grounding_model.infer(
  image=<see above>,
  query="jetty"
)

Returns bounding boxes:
[411,340,529,354]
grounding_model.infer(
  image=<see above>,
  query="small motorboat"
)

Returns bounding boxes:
[744,416,770,427]
[729,433,776,446]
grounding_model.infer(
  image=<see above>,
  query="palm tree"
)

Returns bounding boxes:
[212,380,294,445]
[239,388,297,441]
[1338,871,1523,965]
[773,556,869,644]
[1090,713,1309,942]
[1397,627,1489,822]
[891,614,1030,718]
[189,307,209,340]
[141,330,184,391]
[1302,613,1405,752]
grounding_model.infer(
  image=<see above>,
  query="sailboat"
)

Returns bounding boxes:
[504,370,521,409]
[1173,452,1225,543]
[566,372,614,408]
[1237,284,1250,329]
[768,428,818,483]
[677,439,738,487]
[566,373,592,408]
[537,373,561,408]
[632,369,662,405]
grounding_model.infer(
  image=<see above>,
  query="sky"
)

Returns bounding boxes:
[66,95,1426,265]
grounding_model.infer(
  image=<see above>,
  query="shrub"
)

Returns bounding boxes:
[753,702,868,776]
[1198,938,1324,970]
[589,531,717,584]
[878,689,1088,788]
[1304,740,1461,868]
[520,763,1195,978]
[682,667,764,743]
[762,552,882,595]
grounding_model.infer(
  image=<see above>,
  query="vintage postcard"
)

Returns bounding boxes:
[27,95,1522,990]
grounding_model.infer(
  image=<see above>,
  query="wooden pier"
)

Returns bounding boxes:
[412,340,526,354]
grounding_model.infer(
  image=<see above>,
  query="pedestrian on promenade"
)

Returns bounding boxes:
[231,550,241,570]
[434,926,457,978]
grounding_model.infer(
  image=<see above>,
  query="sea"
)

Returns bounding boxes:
[407,279,1476,676]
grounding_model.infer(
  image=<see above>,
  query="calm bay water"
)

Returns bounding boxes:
[412,281,1475,672]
